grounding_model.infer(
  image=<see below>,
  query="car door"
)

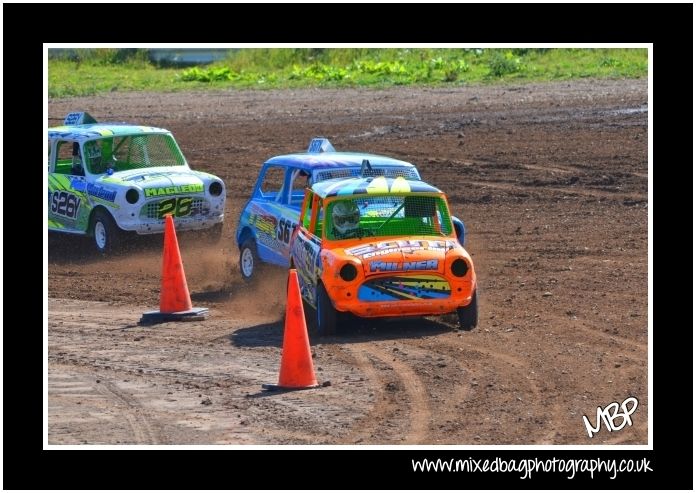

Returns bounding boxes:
[48,140,91,234]
[290,191,322,307]
[251,164,301,266]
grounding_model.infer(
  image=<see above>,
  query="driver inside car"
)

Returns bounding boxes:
[331,200,361,239]
[71,142,84,176]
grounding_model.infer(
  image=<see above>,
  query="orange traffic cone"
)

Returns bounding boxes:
[140,215,209,324]
[262,269,320,390]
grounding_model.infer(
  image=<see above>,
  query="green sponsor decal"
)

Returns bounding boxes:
[48,219,66,229]
[144,183,204,197]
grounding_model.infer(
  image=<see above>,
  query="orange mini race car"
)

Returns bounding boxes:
[289,174,477,335]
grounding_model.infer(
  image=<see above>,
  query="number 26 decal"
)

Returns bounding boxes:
[158,197,193,219]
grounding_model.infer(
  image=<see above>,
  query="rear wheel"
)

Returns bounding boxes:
[239,238,260,281]
[91,209,121,254]
[457,289,478,331]
[316,283,337,336]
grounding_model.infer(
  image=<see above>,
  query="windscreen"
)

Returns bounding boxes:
[106,134,186,172]
[314,166,420,183]
[325,194,453,240]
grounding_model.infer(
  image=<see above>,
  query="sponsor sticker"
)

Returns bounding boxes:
[144,183,204,197]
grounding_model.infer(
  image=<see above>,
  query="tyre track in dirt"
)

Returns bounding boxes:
[383,339,476,443]
[458,344,560,444]
[48,365,161,444]
[406,329,569,445]
[342,344,431,444]
[338,347,392,444]
[455,324,646,444]
[94,377,161,444]
[466,180,646,202]
[416,334,561,445]
[367,346,431,444]
[344,332,570,444]
[521,162,648,180]
[574,324,647,357]
[536,313,647,365]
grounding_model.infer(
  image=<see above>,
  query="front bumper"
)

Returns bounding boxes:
[327,273,475,318]
[124,213,224,235]
[116,194,225,234]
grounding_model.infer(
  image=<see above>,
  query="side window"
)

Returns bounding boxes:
[306,194,324,238]
[47,140,52,167]
[84,140,103,174]
[301,191,314,229]
[54,141,77,175]
[258,166,286,200]
[312,201,324,237]
[288,168,310,206]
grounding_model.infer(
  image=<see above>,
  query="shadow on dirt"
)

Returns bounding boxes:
[229,321,284,348]
[245,385,327,399]
[230,315,454,348]
[190,287,235,303]
[48,232,162,263]
[47,229,216,264]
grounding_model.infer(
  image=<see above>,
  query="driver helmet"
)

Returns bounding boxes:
[332,200,360,236]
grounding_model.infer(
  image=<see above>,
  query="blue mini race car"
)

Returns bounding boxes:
[235,138,466,280]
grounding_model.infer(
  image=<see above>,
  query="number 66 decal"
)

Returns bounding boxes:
[158,197,193,218]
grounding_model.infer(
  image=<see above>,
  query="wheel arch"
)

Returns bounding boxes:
[315,277,334,309]
[237,226,255,249]
[88,205,115,236]
[452,216,467,246]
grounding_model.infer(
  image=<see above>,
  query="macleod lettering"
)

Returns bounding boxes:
[144,183,204,197]
[582,396,638,438]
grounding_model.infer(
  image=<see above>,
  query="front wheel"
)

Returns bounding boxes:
[316,283,337,336]
[457,289,478,331]
[91,209,121,254]
[239,238,260,281]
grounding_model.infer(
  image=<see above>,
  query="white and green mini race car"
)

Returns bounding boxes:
[48,112,226,253]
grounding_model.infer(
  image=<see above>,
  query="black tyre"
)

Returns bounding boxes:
[239,238,260,281]
[316,282,337,336]
[457,289,478,331]
[91,209,121,254]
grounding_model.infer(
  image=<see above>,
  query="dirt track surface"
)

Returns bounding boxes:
[48,79,648,445]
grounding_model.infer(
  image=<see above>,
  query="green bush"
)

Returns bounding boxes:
[487,51,521,77]
[598,57,621,68]
[290,64,347,82]
[181,66,234,82]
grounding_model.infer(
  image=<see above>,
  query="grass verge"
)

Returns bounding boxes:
[49,48,647,98]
